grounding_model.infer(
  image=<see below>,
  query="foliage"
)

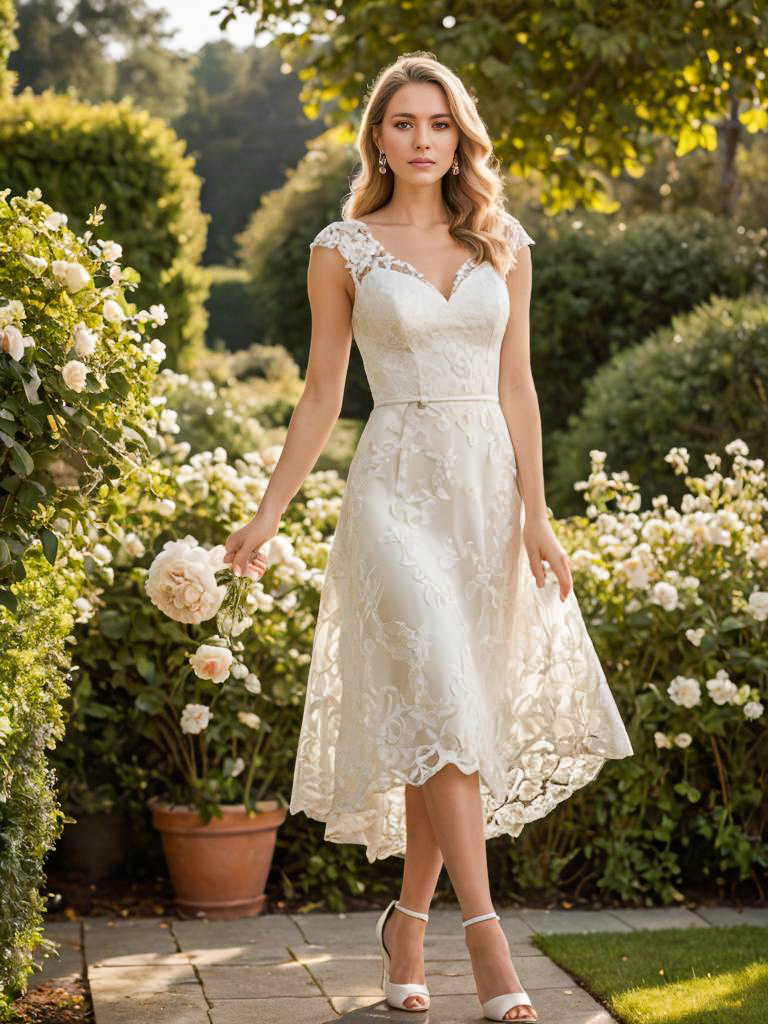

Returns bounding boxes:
[0,547,85,1018]
[221,0,768,212]
[550,292,768,515]
[152,351,302,459]
[497,440,768,905]
[0,90,209,369]
[0,187,165,610]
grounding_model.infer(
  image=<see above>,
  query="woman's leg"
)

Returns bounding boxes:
[420,763,537,1021]
[383,781,443,1008]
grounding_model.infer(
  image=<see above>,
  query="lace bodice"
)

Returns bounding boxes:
[309,212,535,405]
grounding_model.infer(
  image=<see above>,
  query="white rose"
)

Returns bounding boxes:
[654,731,672,749]
[145,537,226,624]
[51,259,70,282]
[190,643,233,684]
[91,543,112,565]
[237,710,262,730]
[667,675,702,708]
[0,324,24,361]
[244,673,262,694]
[685,628,705,647]
[45,211,68,230]
[156,498,176,517]
[180,703,211,735]
[230,662,249,680]
[102,299,125,323]
[744,701,764,720]
[705,670,738,706]
[149,303,168,325]
[673,732,692,748]
[64,262,90,293]
[62,359,88,393]
[159,408,179,434]
[124,532,146,558]
[143,338,166,363]
[72,323,97,357]
[99,239,123,262]
[747,590,768,622]
[231,757,246,777]
[651,581,679,611]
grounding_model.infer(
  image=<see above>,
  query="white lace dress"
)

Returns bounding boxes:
[289,212,634,862]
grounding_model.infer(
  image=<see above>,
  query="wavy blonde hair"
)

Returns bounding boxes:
[341,51,519,277]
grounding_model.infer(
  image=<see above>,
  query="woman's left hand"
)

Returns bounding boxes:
[523,514,572,602]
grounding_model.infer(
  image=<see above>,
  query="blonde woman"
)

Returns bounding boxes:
[224,51,633,1023]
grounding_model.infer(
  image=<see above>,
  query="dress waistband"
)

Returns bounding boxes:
[374,393,500,409]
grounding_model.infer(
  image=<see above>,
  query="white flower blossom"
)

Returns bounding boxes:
[180,703,211,734]
[673,732,692,748]
[667,675,702,708]
[237,710,262,730]
[62,359,88,392]
[190,643,233,684]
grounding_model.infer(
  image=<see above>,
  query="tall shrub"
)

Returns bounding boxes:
[0,91,209,369]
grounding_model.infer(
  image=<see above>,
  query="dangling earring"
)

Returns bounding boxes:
[378,149,388,174]
[451,153,460,176]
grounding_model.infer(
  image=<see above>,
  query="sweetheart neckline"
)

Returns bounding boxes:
[346,218,479,304]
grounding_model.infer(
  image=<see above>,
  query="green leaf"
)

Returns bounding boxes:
[10,440,34,476]
[135,691,164,715]
[0,588,18,615]
[39,527,58,565]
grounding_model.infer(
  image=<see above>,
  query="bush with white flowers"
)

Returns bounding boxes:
[0,188,166,614]
[53,404,344,821]
[536,437,768,903]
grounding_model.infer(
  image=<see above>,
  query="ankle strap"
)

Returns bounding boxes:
[394,901,429,922]
[462,910,500,928]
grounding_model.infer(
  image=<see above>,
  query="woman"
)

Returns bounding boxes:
[224,51,633,1023]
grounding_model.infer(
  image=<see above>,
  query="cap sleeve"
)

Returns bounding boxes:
[502,211,535,259]
[308,220,373,286]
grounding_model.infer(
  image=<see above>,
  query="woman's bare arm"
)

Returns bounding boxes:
[223,243,354,577]
[498,246,572,600]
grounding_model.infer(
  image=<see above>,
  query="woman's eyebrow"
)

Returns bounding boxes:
[388,111,453,118]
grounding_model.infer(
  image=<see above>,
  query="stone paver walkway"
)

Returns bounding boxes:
[31,905,768,1023]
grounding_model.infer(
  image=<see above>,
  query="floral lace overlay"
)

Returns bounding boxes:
[291,212,633,862]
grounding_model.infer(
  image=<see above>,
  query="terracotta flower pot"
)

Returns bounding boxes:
[148,797,286,919]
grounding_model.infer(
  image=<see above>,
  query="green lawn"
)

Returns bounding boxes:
[533,924,768,1024]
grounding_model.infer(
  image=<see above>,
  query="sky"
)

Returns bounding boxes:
[144,1,271,52]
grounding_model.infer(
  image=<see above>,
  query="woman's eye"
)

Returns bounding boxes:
[394,121,451,129]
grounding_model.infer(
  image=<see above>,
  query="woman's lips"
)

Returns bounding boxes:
[410,160,435,166]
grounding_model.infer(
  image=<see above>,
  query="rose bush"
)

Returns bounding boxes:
[52,387,345,823]
[0,188,166,613]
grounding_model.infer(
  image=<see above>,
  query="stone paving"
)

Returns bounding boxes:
[31,905,768,1023]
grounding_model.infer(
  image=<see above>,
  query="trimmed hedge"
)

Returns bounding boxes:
[0,90,209,370]
[549,291,768,514]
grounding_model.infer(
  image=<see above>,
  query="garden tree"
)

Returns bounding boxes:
[219,0,768,215]
[175,41,323,264]
[9,0,192,118]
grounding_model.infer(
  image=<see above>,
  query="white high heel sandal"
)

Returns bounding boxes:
[375,899,430,1012]
[462,910,538,1022]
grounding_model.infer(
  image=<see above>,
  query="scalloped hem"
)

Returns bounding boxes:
[289,745,625,863]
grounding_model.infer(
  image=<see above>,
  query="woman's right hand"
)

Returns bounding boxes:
[223,512,280,581]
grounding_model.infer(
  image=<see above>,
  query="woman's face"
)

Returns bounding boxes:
[372,81,460,184]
